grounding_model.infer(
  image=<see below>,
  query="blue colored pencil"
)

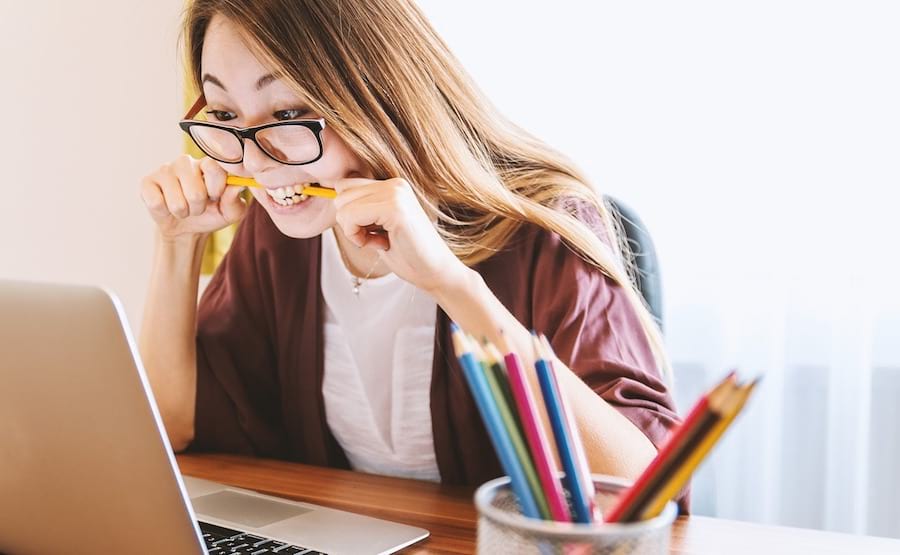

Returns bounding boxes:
[450,324,542,519]
[532,333,595,523]
[540,334,599,521]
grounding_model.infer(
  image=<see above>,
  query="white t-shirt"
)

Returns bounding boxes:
[320,228,441,482]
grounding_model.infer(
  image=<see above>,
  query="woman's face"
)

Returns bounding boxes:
[200,14,370,238]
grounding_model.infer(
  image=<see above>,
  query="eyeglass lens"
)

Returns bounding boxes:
[189,124,320,164]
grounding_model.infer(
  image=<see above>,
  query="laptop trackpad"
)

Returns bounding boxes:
[192,490,311,528]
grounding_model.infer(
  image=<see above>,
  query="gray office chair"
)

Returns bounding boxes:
[604,196,664,332]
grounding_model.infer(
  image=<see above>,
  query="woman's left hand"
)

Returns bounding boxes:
[328,176,470,294]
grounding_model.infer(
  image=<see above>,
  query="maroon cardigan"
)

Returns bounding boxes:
[190,201,683,503]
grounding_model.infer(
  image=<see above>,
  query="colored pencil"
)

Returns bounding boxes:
[638,378,759,520]
[605,372,737,523]
[450,320,758,530]
[482,339,524,435]
[225,175,337,198]
[500,342,572,522]
[532,334,594,523]
[449,325,541,519]
[474,340,551,520]
[538,334,600,522]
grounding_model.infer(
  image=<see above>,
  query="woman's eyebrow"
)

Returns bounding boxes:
[200,72,278,92]
[255,73,278,90]
[201,73,227,91]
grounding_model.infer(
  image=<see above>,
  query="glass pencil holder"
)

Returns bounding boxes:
[474,474,677,555]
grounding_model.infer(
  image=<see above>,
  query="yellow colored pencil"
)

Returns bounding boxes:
[639,378,759,519]
[225,175,337,199]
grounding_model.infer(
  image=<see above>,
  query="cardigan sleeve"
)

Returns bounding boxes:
[188,205,287,456]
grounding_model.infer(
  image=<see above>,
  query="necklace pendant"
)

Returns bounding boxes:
[351,277,361,296]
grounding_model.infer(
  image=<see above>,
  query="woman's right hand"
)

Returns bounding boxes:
[140,155,247,240]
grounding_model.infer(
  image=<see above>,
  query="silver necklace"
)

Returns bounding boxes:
[339,246,382,296]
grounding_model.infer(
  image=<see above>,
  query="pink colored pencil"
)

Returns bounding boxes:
[503,349,572,522]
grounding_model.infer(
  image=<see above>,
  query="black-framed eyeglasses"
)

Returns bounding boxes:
[178,94,326,166]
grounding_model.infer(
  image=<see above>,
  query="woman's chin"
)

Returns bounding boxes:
[271,219,329,239]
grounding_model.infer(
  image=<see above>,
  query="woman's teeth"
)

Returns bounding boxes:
[265,184,313,206]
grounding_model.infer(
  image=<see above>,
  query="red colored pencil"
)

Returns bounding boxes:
[605,372,737,522]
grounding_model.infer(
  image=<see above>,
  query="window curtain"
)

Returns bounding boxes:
[667,262,900,537]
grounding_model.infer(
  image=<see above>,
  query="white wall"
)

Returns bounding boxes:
[417,0,900,306]
[0,0,185,328]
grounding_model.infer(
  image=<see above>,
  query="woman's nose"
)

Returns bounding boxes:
[241,138,279,174]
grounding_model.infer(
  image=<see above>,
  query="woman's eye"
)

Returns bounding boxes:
[274,109,308,120]
[206,110,236,121]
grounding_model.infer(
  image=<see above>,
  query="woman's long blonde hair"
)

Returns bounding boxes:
[183,0,672,384]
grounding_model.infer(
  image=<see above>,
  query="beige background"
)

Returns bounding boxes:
[0,0,184,328]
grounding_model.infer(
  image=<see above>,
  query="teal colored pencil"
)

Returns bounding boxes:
[473,339,551,520]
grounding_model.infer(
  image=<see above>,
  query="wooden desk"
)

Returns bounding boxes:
[177,453,900,555]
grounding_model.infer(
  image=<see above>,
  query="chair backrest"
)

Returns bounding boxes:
[604,196,664,332]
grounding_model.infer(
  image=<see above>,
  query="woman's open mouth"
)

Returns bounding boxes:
[264,183,318,207]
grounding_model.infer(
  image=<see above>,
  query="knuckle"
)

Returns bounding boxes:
[389,185,405,202]
[200,160,224,184]
[141,188,164,208]
[170,201,188,217]
[199,155,218,170]
[184,189,206,204]
[335,213,354,231]
[145,198,164,212]
[201,161,225,182]
[388,180,408,199]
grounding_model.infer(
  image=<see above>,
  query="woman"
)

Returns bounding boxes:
[139,0,681,491]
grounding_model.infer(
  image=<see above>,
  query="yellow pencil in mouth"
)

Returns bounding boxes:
[225,175,337,199]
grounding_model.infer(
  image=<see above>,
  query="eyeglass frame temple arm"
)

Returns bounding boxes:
[184,94,207,120]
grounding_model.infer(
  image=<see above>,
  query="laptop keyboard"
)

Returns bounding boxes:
[200,521,328,555]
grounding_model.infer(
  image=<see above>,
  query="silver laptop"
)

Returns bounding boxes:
[0,280,429,555]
